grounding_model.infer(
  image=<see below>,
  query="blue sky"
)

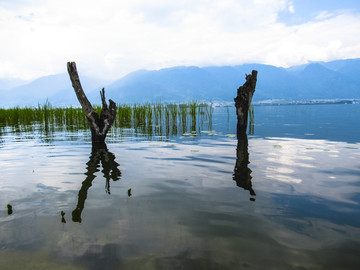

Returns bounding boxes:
[279,0,360,24]
[0,0,359,80]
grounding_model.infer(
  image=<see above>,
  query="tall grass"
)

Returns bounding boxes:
[248,104,255,135]
[0,102,257,139]
[0,101,88,133]
[114,101,214,138]
[0,101,214,139]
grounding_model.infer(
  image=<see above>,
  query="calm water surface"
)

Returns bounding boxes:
[0,104,360,269]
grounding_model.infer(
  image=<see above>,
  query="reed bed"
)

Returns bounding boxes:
[114,101,214,138]
[0,101,215,139]
[0,101,88,132]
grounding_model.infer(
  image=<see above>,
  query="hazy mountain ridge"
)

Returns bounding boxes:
[0,78,28,91]
[1,74,107,107]
[1,58,359,107]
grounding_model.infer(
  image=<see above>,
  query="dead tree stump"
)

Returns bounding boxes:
[67,62,117,145]
[234,70,257,135]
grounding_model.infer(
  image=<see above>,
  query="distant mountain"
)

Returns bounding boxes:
[1,74,107,107]
[104,59,360,103]
[321,58,360,83]
[1,58,359,107]
[0,78,28,90]
[293,63,359,99]
[100,66,226,104]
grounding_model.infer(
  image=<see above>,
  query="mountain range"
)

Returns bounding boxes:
[1,58,360,107]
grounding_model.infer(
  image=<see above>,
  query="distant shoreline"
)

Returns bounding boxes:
[252,98,360,106]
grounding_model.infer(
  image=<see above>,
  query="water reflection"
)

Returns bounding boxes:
[233,133,256,200]
[61,211,66,223]
[0,127,3,145]
[72,143,121,223]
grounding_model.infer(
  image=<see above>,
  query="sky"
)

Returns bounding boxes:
[0,0,360,81]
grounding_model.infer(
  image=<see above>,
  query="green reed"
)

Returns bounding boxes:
[0,102,87,131]
[248,104,255,135]
[0,101,215,139]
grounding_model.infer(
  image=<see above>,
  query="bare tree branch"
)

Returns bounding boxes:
[67,62,117,144]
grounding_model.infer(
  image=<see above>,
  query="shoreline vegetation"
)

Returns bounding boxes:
[0,101,216,139]
[2,98,356,140]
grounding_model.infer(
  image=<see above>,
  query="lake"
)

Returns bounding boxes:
[1,103,360,270]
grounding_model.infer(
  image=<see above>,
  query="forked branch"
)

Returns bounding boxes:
[67,62,117,144]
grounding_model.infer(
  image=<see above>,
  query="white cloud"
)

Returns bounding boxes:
[288,3,295,14]
[0,0,360,80]
[263,12,360,66]
[315,10,334,20]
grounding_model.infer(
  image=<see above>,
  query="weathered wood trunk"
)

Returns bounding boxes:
[234,70,258,135]
[67,62,117,145]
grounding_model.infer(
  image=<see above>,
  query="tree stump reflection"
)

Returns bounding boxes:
[233,70,257,201]
[233,133,256,201]
[72,143,121,223]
